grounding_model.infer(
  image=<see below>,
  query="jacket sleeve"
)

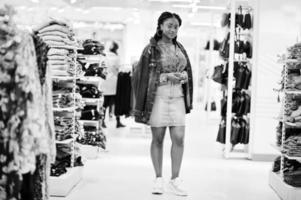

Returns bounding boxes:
[132,45,151,114]
[177,42,193,111]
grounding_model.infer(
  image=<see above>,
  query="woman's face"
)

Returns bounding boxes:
[160,17,180,40]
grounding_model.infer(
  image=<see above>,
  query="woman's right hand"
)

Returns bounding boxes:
[167,73,181,84]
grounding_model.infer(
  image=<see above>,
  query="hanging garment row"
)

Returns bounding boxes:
[216,117,250,145]
[234,62,252,89]
[0,7,61,199]
[204,39,221,51]
[219,32,253,60]
[221,5,252,30]
[115,72,132,117]
[234,30,252,59]
[212,61,252,90]
[220,90,251,117]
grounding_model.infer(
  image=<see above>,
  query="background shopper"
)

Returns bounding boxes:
[102,41,126,128]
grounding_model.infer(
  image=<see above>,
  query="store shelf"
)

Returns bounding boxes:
[77,54,106,64]
[77,76,104,86]
[52,76,75,81]
[284,90,301,95]
[49,167,83,197]
[236,32,252,36]
[55,138,74,144]
[283,154,301,162]
[284,122,301,128]
[49,45,80,50]
[280,59,301,64]
[79,120,100,127]
[82,97,103,104]
[53,107,76,112]
[269,171,301,200]
[79,144,99,160]
[273,116,284,122]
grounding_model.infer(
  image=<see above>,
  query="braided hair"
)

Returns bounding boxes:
[154,11,182,44]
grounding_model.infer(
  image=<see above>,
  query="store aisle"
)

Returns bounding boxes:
[52,108,279,200]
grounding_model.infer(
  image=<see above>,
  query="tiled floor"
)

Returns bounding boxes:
[51,109,280,200]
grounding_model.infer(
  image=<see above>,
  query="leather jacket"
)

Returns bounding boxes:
[132,37,193,124]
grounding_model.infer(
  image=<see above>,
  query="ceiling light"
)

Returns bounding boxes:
[16,6,27,10]
[91,6,122,11]
[30,0,39,3]
[148,0,194,2]
[190,22,220,27]
[172,4,226,10]
[70,0,77,4]
[82,9,90,14]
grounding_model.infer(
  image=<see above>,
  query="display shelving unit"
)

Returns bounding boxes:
[49,47,83,197]
[76,53,107,158]
[223,0,255,159]
[269,58,301,200]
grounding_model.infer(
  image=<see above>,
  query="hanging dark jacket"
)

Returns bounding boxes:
[132,37,193,124]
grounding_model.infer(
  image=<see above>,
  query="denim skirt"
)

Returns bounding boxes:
[149,83,185,127]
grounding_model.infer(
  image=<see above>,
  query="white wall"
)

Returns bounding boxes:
[251,0,301,159]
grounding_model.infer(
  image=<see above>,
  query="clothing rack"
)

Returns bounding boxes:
[223,0,254,159]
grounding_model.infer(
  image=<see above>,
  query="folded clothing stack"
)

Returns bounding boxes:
[54,117,73,141]
[50,143,84,177]
[82,63,106,79]
[78,39,105,55]
[34,20,83,77]
[283,158,301,187]
[77,83,102,98]
[287,43,301,59]
[77,126,106,149]
[80,109,101,120]
[282,136,301,157]
[54,117,83,141]
[52,90,84,109]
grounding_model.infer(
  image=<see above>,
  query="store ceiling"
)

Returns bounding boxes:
[0,0,227,28]
[1,0,227,12]
[63,0,227,10]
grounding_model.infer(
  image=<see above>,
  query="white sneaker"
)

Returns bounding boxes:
[168,178,188,196]
[152,177,164,195]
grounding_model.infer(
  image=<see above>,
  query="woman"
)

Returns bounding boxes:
[132,12,193,196]
[102,41,125,128]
